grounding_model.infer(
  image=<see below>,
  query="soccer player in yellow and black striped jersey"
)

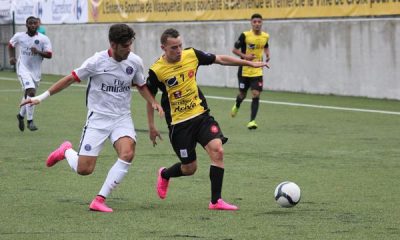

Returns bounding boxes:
[231,13,270,130]
[147,28,269,211]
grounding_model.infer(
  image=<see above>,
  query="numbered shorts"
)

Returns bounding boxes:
[78,112,137,157]
[168,112,228,164]
[238,75,263,92]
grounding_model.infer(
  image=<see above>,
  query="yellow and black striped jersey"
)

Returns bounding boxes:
[234,30,269,77]
[147,48,216,126]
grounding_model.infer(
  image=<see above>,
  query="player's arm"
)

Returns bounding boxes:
[20,74,76,106]
[145,70,163,147]
[264,42,270,62]
[214,55,269,68]
[232,33,255,61]
[8,44,16,65]
[30,47,52,59]
[137,84,164,118]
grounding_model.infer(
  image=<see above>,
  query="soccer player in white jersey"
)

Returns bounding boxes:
[8,16,52,131]
[21,24,164,212]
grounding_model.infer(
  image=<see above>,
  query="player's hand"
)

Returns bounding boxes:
[149,127,162,147]
[244,53,256,61]
[251,61,270,69]
[152,102,164,118]
[30,47,39,54]
[9,57,16,65]
[20,98,40,107]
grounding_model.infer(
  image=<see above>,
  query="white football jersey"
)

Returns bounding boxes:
[9,32,52,82]
[73,49,146,117]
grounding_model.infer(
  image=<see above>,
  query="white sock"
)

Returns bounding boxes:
[19,96,26,117]
[65,148,78,172]
[26,96,34,121]
[98,159,131,198]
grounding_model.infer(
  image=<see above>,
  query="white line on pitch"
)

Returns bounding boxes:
[1,77,399,115]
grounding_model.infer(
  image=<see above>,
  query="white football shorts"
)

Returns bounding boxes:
[78,112,137,156]
[18,73,39,90]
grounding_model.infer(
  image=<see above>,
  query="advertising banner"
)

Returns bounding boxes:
[88,0,400,23]
[0,0,12,24]
[12,0,88,24]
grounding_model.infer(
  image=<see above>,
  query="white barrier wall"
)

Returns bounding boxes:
[16,18,399,100]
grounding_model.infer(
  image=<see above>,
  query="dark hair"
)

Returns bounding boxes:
[26,16,37,24]
[108,24,135,44]
[251,13,262,20]
[160,28,180,45]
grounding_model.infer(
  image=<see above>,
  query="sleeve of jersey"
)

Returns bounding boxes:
[146,69,159,96]
[132,57,146,87]
[43,36,53,53]
[234,33,245,49]
[193,48,216,65]
[72,57,95,83]
[9,33,19,47]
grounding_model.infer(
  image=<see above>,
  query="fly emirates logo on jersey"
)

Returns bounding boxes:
[101,78,130,93]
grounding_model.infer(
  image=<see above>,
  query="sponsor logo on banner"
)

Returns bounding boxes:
[13,0,87,24]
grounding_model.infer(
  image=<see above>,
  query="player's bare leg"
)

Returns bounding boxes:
[206,139,238,211]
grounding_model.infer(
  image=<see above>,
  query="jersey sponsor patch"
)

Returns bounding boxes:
[166,77,178,87]
[180,149,188,158]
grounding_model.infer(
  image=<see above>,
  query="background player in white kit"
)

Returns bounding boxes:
[8,16,52,131]
[21,24,164,212]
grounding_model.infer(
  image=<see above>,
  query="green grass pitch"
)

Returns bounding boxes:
[0,71,400,239]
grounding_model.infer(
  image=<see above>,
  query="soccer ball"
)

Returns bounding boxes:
[274,181,301,208]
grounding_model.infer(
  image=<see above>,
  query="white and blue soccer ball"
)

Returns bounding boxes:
[274,181,301,208]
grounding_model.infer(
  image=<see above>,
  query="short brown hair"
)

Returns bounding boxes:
[108,24,135,44]
[160,28,180,45]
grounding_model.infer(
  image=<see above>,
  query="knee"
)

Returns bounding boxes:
[25,89,36,98]
[213,146,224,162]
[77,167,94,176]
[182,163,197,176]
[238,92,246,99]
[119,150,134,163]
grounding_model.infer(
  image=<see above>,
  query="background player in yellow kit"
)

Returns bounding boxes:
[231,13,270,129]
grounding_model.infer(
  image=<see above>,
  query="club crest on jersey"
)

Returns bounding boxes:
[166,77,178,87]
[84,144,92,151]
[210,125,219,134]
[25,81,30,86]
[188,70,194,78]
[34,40,39,44]
[126,66,134,75]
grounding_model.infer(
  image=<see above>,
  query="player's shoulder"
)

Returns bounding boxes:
[37,32,51,41]
[262,31,270,38]
[12,32,25,39]
[126,52,143,65]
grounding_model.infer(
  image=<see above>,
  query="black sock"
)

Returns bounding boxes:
[27,119,33,123]
[251,97,260,121]
[236,95,244,108]
[162,162,183,180]
[210,165,224,204]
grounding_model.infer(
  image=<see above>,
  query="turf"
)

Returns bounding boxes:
[1,71,399,239]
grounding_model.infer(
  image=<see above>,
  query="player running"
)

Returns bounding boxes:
[146,28,269,211]
[231,13,270,129]
[21,24,164,212]
[8,16,52,131]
